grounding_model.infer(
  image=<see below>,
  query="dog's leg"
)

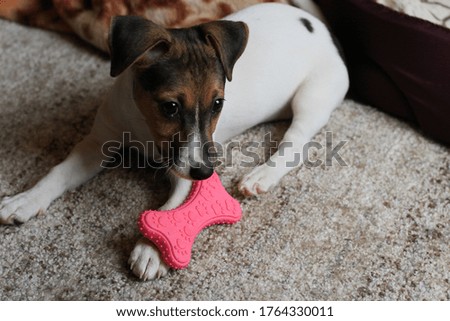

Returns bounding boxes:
[0,134,106,224]
[239,66,348,196]
[129,174,192,280]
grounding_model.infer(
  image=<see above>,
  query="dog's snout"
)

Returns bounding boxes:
[189,163,214,180]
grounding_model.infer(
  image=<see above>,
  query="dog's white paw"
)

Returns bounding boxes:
[0,191,47,225]
[239,164,281,196]
[128,237,170,281]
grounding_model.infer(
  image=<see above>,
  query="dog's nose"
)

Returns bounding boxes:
[189,163,214,180]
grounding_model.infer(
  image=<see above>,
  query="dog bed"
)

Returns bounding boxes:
[314,0,450,145]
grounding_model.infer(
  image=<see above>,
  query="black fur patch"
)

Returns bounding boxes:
[300,18,314,33]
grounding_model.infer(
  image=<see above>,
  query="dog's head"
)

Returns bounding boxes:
[109,16,248,180]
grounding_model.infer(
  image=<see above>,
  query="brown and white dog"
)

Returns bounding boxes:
[0,1,348,280]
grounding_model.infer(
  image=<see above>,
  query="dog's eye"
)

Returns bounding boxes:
[212,99,224,114]
[160,102,179,118]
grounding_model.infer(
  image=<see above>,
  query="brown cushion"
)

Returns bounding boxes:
[314,0,450,145]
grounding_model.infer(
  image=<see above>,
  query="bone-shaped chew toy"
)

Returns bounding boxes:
[139,172,242,269]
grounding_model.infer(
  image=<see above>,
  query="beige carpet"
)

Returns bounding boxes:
[0,19,449,301]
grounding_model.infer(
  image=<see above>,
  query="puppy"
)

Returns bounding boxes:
[0,2,348,280]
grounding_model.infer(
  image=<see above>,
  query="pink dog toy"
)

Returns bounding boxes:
[139,172,242,269]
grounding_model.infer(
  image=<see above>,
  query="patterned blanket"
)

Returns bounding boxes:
[376,0,450,28]
[0,0,291,52]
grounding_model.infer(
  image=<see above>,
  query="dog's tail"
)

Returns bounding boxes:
[289,0,328,26]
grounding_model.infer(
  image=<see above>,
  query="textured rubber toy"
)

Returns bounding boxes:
[139,172,242,269]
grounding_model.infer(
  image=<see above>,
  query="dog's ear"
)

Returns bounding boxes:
[109,16,171,77]
[201,21,249,81]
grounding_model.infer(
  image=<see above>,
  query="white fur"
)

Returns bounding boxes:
[0,3,348,280]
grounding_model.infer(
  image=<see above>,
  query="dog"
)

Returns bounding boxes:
[0,2,348,280]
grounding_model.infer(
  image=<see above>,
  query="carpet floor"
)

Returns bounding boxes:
[0,19,448,300]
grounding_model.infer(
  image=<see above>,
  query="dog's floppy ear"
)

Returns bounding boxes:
[201,21,249,81]
[109,16,171,77]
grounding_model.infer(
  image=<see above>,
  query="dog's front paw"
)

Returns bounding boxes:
[238,164,282,196]
[128,237,170,281]
[0,192,47,225]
